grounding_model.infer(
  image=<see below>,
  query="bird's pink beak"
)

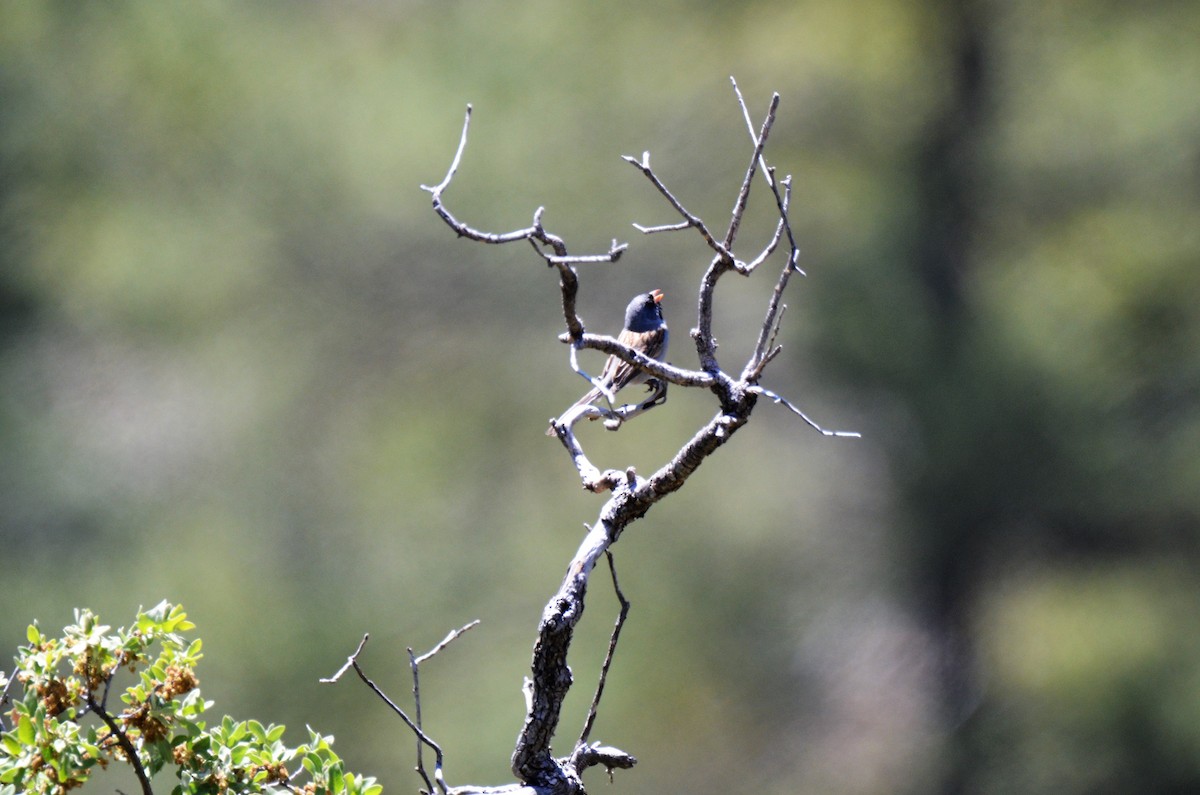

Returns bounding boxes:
[650,289,664,303]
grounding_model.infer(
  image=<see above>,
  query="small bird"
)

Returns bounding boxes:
[548,289,669,435]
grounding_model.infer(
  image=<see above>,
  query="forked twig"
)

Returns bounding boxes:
[742,177,791,275]
[420,105,627,344]
[411,621,480,791]
[622,151,733,262]
[721,87,779,262]
[731,77,805,275]
[322,632,461,795]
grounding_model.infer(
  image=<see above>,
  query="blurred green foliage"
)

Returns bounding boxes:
[1,2,1197,794]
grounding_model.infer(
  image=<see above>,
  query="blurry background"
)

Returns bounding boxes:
[2,1,1199,793]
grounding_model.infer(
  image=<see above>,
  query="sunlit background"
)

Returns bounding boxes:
[3,2,1199,793]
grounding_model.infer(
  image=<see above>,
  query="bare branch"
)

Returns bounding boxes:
[731,79,773,189]
[547,417,623,493]
[421,106,627,343]
[565,342,617,405]
[766,308,788,354]
[746,304,788,383]
[576,551,631,749]
[731,77,805,276]
[741,176,791,275]
[723,86,779,256]
[414,620,481,666]
[319,633,370,683]
[744,234,802,381]
[562,333,717,390]
[419,110,551,250]
[409,646,431,795]
[631,220,691,235]
[550,379,668,448]
[544,240,628,266]
[446,786,549,795]
[623,152,735,264]
[747,385,861,437]
[409,621,479,794]
[323,634,452,795]
[421,105,473,197]
[572,744,637,778]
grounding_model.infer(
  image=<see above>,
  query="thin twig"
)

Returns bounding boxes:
[746,303,788,382]
[99,669,116,712]
[631,220,691,234]
[568,343,617,405]
[731,77,804,275]
[409,646,428,794]
[319,633,370,683]
[723,86,778,258]
[544,241,628,266]
[747,385,861,437]
[745,246,801,381]
[728,81,810,380]
[373,674,446,792]
[354,664,449,795]
[422,105,472,195]
[577,551,631,749]
[415,620,481,666]
[88,692,153,795]
[741,177,791,275]
[689,83,785,371]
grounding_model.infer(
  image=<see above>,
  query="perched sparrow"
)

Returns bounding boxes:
[548,289,669,435]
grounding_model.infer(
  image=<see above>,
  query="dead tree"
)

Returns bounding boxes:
[326,78,856,795]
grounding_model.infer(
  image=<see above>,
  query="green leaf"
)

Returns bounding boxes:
[2,732,22,755]
[16,715,35,746]
[247,720,266,743]
[25,624,40,646]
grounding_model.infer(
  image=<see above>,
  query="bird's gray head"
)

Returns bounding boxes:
[624,289,665,332]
